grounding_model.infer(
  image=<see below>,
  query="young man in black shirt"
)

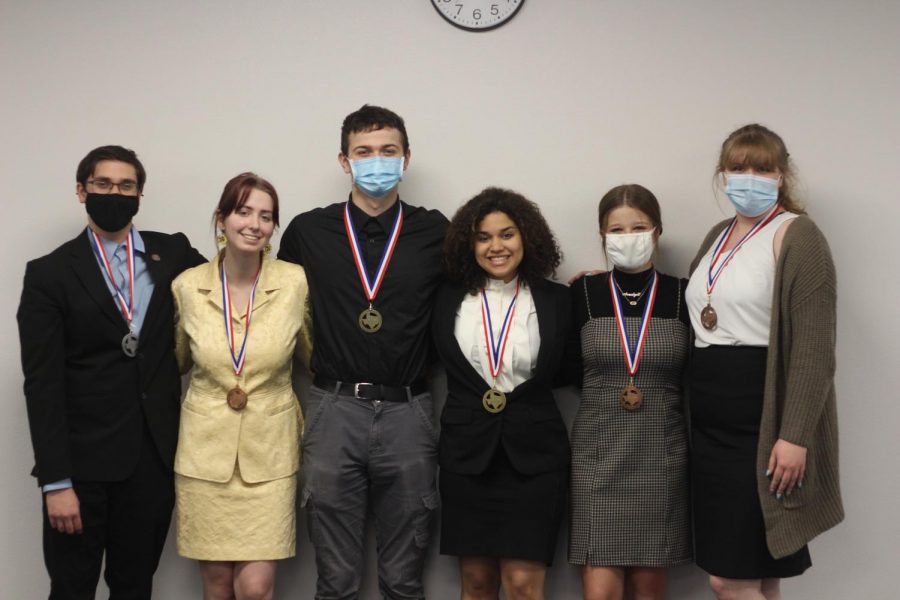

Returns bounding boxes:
[279,105,447,599]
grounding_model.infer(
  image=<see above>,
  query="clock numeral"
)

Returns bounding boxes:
[434,0,522,28]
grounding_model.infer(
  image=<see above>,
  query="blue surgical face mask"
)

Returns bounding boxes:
[349,156,404,199]
[725,174,780,217]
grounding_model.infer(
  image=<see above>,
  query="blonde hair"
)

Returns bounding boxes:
[716,124,805,214]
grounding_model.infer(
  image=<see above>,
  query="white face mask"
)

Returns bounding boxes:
[604,229,656,270]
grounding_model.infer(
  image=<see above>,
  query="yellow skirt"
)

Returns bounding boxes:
[176,462,296,561]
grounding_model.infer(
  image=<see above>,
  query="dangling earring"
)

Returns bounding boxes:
[263,243,272,256]
[216,232,227,247]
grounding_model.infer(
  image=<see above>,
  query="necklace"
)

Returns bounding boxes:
[612,272,654,306]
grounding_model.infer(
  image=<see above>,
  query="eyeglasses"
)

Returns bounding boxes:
[87,178,139,194]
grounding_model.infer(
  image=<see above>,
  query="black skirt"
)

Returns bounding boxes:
[439,447,567,564]
[690,345,811,579]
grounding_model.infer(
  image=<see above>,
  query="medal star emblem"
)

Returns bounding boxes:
[482,388,507,413]
[121,333,139,358]
[620,385,643,411]
[358,307,383,333]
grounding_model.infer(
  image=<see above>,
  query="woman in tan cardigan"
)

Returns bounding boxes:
[685,125,843,600]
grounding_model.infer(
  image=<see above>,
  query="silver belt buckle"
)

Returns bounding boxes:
[353,382,374,399]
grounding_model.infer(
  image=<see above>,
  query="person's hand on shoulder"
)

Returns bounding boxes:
[567,269,606,285]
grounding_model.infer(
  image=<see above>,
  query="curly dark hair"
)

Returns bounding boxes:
[444,187,562,292]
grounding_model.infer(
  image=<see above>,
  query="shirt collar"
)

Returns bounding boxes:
[86,225,146,255]
[484,275,520,292]
[347,195,403,234]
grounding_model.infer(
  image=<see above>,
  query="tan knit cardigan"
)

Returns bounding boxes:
[689,215,844,559]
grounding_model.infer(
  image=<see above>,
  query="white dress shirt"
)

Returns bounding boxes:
[453,277,541,393]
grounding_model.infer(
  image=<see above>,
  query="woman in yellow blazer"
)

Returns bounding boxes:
[172,173,312,600]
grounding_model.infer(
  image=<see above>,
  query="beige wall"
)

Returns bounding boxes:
[1,1,897,597]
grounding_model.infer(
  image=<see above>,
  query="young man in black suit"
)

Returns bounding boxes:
[17,145,204,599]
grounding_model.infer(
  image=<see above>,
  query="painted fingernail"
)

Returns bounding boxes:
[798,481,803,489]
[765,469,771,477]
[776,492,783,500]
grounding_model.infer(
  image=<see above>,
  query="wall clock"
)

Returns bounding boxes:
[431,0,525,32]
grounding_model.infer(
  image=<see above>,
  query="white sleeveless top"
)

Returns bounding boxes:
[454,276,540,392]
[686,212,798,348]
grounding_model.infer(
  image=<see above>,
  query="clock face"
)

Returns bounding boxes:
[431,0,525,32]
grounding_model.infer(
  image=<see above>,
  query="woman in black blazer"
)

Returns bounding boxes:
[434,187,571,600]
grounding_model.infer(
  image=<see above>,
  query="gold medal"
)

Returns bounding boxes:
[227,385,248,411]
[345,201,403,336]
[620,383,643,411]
[482,388,507,413]
[700,304,718,330]
[479,281,520,415]
[358,306,383,333]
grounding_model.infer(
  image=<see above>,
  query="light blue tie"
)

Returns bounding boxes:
[114,245,131,306]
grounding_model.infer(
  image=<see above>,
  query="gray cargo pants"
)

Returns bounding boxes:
[300,383,439,600]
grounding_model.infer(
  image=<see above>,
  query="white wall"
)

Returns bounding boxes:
[1,1,897,598]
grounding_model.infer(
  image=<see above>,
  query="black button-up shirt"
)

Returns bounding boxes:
[278,197,448,385]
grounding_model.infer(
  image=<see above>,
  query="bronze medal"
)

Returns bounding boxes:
[482,388,507,413]
[620,383,643,411]
[227,386,248,411]
[221,262,261,408]
[358,306,383,333]
[700,304,718,330]
[703,207,785,333]
[609,272,657,414]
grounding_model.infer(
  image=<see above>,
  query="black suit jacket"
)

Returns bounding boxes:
[432,279,572,476]
[17,229,204,486]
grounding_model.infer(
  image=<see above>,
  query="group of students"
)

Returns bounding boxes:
[17,104,843,600]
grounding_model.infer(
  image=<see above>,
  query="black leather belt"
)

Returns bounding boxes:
[313,376,427,402]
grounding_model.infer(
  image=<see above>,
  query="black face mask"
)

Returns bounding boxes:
[85,193,139,232]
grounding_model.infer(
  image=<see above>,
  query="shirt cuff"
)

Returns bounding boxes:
[42,479,73,493]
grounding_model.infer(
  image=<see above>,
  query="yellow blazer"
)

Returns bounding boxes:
[172,255,312,483]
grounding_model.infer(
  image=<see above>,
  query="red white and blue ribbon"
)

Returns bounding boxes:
[220,261,261,376]
[609,271,658,378]
[89,227,135,326]
[706,204,783,296]
[343,201,404,303]
[480,280,520,380]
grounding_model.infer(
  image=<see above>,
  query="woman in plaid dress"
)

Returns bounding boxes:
[567,185,692,600]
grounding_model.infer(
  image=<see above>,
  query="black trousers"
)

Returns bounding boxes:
[42,427,174,600]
